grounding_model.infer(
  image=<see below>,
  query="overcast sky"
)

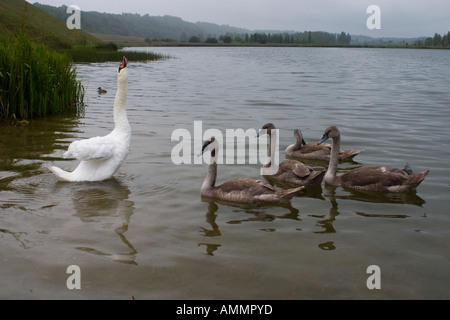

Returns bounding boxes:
[29,0,449,38]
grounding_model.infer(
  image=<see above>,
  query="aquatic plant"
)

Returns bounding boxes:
[62,44,165,63]
[0,33,85,120]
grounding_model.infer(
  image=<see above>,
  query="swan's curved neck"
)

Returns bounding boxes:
[262,130,279,175]
[202,148,217,192]
[286,132,303,153]
[326,135,340,185]
[113,80,129,132]
[292,133,303,150]
[264,132,276,167]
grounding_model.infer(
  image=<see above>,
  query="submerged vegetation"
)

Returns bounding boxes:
[0,33,84,120]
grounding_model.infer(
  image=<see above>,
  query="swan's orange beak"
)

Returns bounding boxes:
[118,56,127,72]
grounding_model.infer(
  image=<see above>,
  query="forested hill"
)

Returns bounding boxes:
[32,2,442,47]
[33,3,249,41]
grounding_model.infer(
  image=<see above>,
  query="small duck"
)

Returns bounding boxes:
[98,87,107,94]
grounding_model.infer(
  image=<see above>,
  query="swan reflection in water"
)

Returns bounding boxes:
[68,178,137,264]
[314,185,427,250]
[198,202,221,256]
[198,183,426,254]
[324,184,426,207]
[199,197,300,256]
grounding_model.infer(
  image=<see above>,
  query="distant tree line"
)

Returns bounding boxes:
[187,31,351,45]
[244,31,351,45]
[415,32,450,47]
[188,31,450,48]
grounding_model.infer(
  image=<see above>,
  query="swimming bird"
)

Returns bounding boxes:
[318,126,429,192]
[258,123,325,187]
[286,128,362,161]
[200,137,304,205]
[49,56,131,182]
[97,87,107,94]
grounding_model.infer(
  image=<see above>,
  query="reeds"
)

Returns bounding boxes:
[64,44,165,63]
[0,33,85,120]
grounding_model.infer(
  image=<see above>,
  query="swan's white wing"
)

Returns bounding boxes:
[64,136,114,161]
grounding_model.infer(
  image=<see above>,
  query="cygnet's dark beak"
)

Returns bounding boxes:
[318,133,329,145]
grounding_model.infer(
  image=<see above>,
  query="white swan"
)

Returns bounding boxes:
[49,56,131,182]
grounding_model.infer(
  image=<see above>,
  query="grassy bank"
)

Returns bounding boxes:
[0,33,84,120]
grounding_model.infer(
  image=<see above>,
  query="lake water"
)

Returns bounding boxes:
[1,47,449,299]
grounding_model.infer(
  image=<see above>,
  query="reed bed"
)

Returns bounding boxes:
[64,44,166,63]
[0,33,85,120]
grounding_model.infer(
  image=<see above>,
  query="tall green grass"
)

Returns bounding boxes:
[0,33,85,120]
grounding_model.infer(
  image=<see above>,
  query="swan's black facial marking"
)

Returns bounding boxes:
[318,130,330,145]
[201,141,211,154]
[201,137,216,156]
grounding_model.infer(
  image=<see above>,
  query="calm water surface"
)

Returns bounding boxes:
[1,47,449,299]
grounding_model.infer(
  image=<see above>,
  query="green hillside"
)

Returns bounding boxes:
[0,0,101,48]
[32,2,250,42]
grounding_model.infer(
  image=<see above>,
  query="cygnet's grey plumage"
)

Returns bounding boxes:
[259,123,325,187]
[286,128,362,161]
[200,137,304,205]
[318,126,429,192]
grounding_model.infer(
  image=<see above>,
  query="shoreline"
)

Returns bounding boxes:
[116,40,450,50]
